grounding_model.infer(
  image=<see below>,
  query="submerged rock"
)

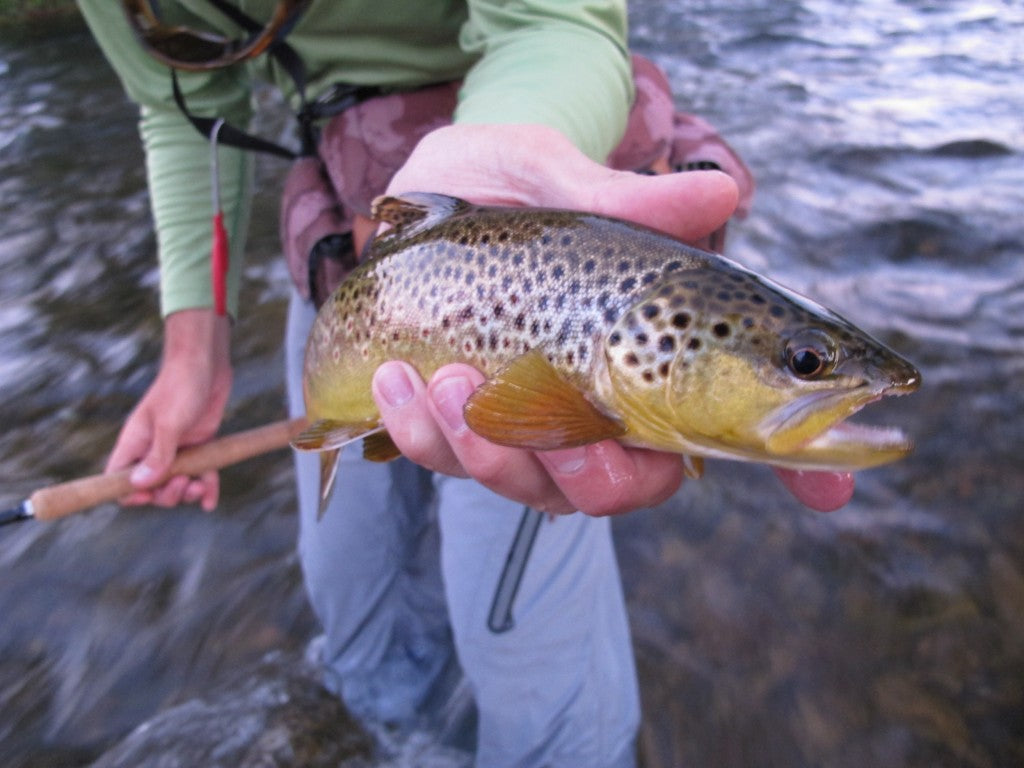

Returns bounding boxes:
[90,651,373,768]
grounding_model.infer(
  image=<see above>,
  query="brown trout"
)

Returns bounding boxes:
[293,193,920,514]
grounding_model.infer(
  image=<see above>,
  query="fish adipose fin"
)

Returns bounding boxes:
[370,193,472,237]
[464,350,626,450]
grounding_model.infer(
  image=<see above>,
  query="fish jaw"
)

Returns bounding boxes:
[758,380,919,470]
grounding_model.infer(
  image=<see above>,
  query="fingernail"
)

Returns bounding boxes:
[542,446,587,475]
[131,463,157,486]
[431,376,473,434]
[376,363,414,407]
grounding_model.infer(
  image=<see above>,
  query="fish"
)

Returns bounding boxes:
[292,192,920,515]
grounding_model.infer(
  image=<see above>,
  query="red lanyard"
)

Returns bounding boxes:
[209,119,229,316]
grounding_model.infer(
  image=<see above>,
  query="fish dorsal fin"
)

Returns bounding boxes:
[370,193,471,237]
[291,418,382,452]
[464,350,625,450]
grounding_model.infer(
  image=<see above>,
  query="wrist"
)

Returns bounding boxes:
[161,308,232,371]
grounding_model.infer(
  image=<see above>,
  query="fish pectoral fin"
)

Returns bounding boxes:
[291,418,381,452]
[363,430,401,462]
[464,350,626,450]
[370,193,472,237]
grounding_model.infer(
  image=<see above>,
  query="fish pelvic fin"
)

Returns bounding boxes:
[363,430,401,462]
[464,350,626,450]
[370,193,472,237]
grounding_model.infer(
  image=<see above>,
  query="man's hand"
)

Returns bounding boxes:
[105,309,233,511]
[371,123,854,515]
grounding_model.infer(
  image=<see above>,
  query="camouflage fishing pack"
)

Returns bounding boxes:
[280,55,755,307]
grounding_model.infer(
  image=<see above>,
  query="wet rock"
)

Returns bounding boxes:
[89,652,373,768]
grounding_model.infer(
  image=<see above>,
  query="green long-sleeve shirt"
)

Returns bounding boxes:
[77,0,633,317]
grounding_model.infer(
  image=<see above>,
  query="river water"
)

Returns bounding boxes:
[1,2,1022,766]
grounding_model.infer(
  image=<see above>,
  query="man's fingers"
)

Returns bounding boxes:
[425,366,574,513]
[373,361,468,478]
[537,442,685,517]
[775,469,855,512]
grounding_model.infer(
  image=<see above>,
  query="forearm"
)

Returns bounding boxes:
[457,0,633,161]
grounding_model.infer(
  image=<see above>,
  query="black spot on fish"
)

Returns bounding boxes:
[642,304,659,320]
[717,291,731,301]
[713,322,731,338]
[642,271,658,285]
[493,303,504,318]
[625,352,640,366]
[553,264,565,279]
[609,331,622,346]
[514,313,526,330]
[618,260,631,274]
[604,307,619,324]
[770,305,786,318]
[743,317,755,329]
[672,312,691,329]
[659,335,675,353]
[642,370,655,383]
[658,361,671,378]
[688,338,702,351]
[666,260,683,272]
[561,235,573,246]
[583,259,596,273]
[750,294,766,305]
[621,277,637,292]
[635,332,649,346]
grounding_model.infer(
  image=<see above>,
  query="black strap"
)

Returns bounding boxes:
[169,0,382,158]
[487,508,544,633]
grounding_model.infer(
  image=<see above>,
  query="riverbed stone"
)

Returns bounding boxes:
[89,651,372,768]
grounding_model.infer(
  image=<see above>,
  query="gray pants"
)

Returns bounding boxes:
[286,292,639,768]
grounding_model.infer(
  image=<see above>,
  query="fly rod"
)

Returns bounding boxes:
[0,418,308,526]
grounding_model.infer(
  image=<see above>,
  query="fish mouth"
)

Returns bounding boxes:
[760,380,919,470]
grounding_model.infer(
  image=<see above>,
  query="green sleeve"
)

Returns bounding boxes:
[456,0,633,162]
[77,0,254,318]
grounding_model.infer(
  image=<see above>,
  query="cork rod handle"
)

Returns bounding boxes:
[28,418,308,521]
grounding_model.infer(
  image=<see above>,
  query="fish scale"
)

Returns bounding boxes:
[295,193,919,516]
[303,199,708,419]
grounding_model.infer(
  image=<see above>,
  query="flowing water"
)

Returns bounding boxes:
[1,2,1022,766]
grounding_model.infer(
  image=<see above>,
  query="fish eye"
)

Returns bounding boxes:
[784,329,837,380]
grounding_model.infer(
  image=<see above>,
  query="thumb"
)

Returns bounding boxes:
[129,425,180,489]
